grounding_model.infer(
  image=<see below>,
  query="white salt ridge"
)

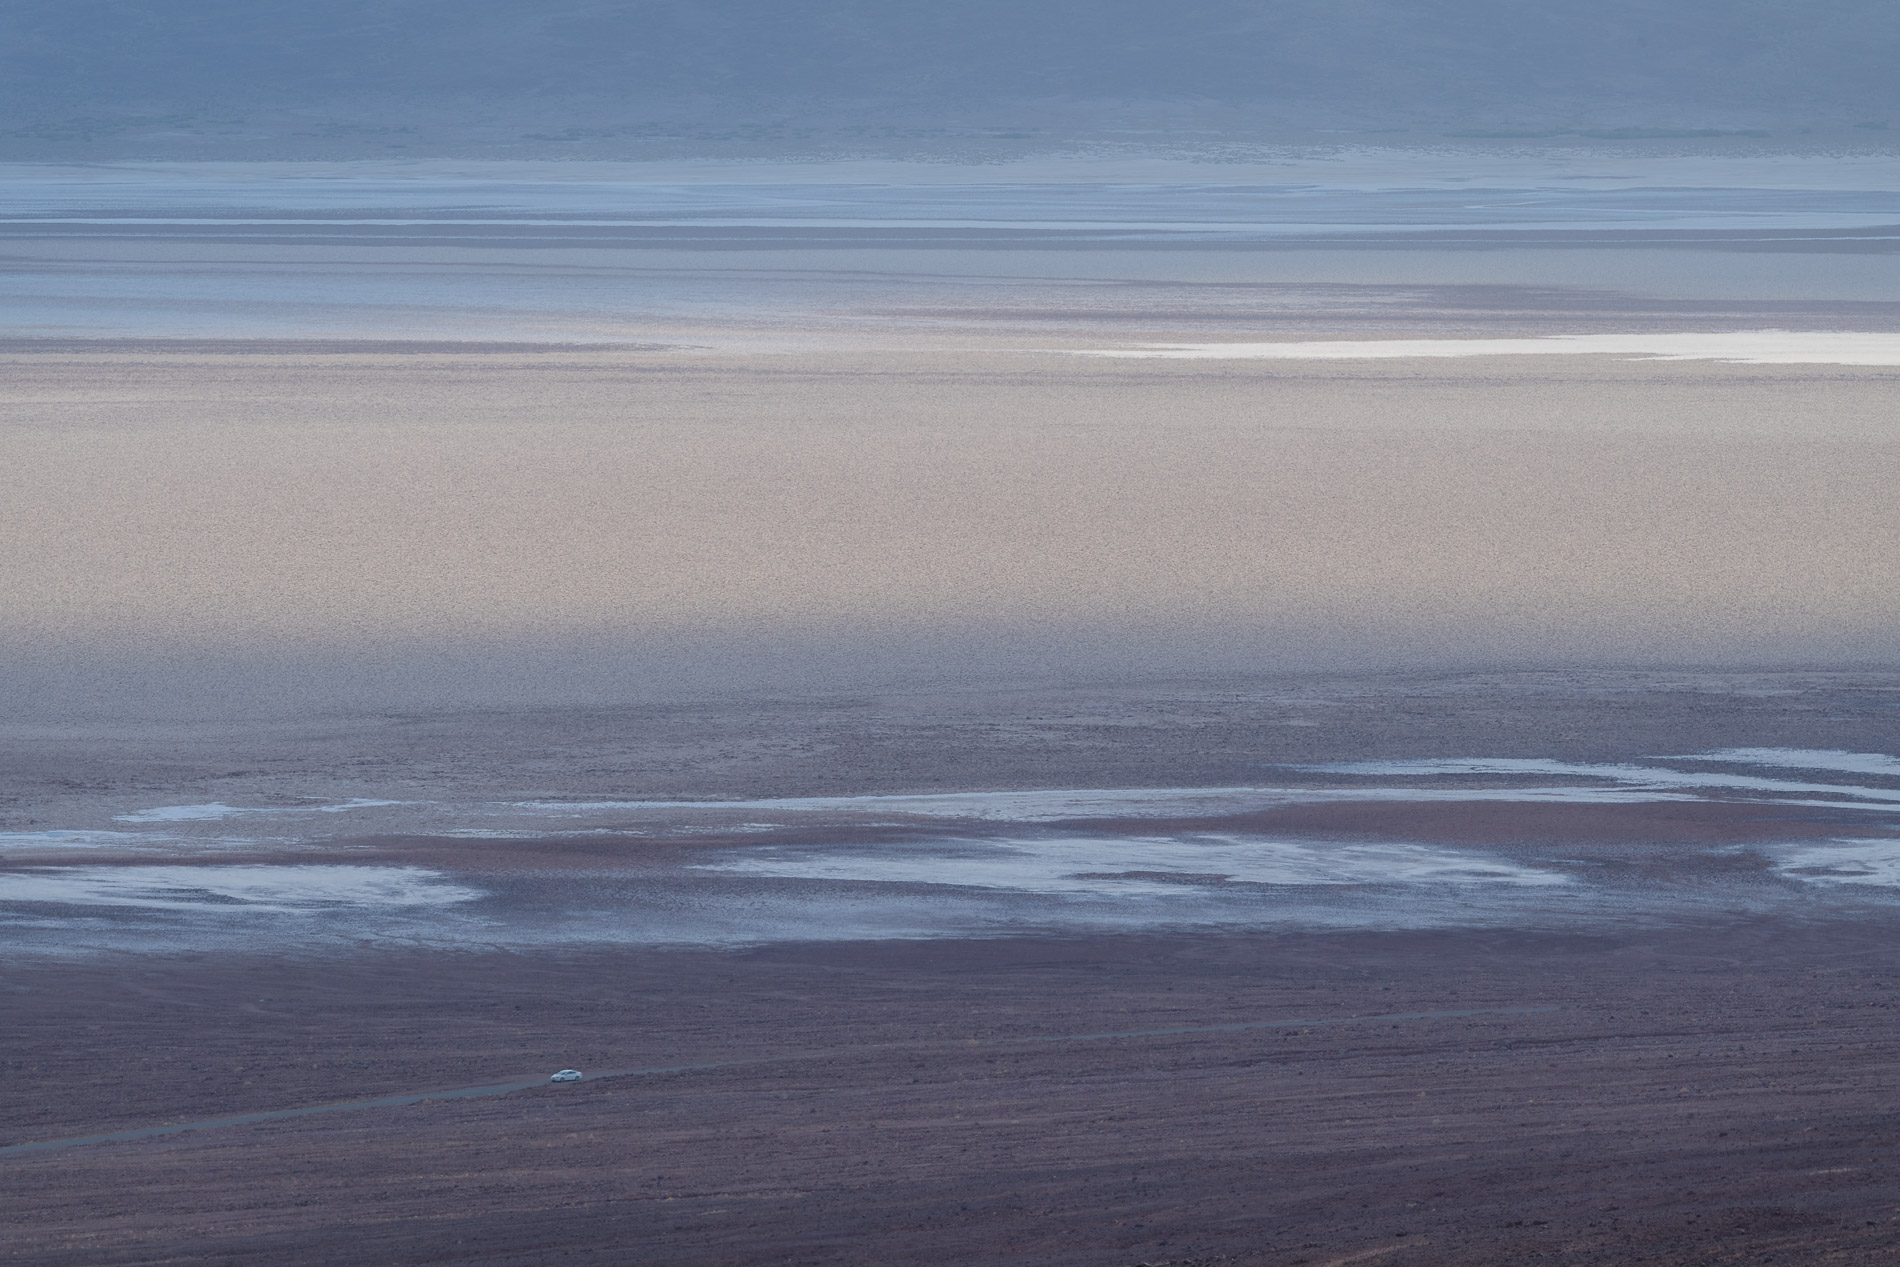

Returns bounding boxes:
[698,833,1567,897]
[113,803,248,823]
[115,799,407,823]
[510,788,1290,818]
[510,784,1695,823]
[0,830,160,849]
[0,865,481,912]
[1305,758,1900,805]
[1684,748,1900,777]
[1774,840,1900,887]
[1076,331,1900,366]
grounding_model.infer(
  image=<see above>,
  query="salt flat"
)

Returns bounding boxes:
[1079,329,1900,362]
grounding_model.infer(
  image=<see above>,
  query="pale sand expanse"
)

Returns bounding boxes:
[2,342,1897,717]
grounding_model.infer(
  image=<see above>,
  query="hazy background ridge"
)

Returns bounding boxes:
[6,1,1900,159]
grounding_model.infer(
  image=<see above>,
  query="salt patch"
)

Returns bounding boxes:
[1773,840,1900,887]
[115,799,407,823]
[114,803,248,823]
[0,865,481,912]
[1305,757,1900,805]
[1075,331,1900,366]
[1683,749,1900,777]
[0,830,160,850]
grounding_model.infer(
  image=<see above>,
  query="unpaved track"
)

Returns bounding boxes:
[0,1005,1554,1158]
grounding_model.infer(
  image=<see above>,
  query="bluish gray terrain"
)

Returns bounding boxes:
[4,1,1898,157]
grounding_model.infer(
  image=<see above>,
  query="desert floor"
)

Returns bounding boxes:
[5,921,1900,1266]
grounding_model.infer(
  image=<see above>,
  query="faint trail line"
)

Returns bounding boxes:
[0,1005,1555,1158]
[1017,1005,1555,1044]
[1322,1241,1427,1267]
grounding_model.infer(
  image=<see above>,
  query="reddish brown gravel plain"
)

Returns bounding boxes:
[5,922,1899,1266]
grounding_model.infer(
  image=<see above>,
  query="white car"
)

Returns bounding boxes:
[549,1069,583,1083]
